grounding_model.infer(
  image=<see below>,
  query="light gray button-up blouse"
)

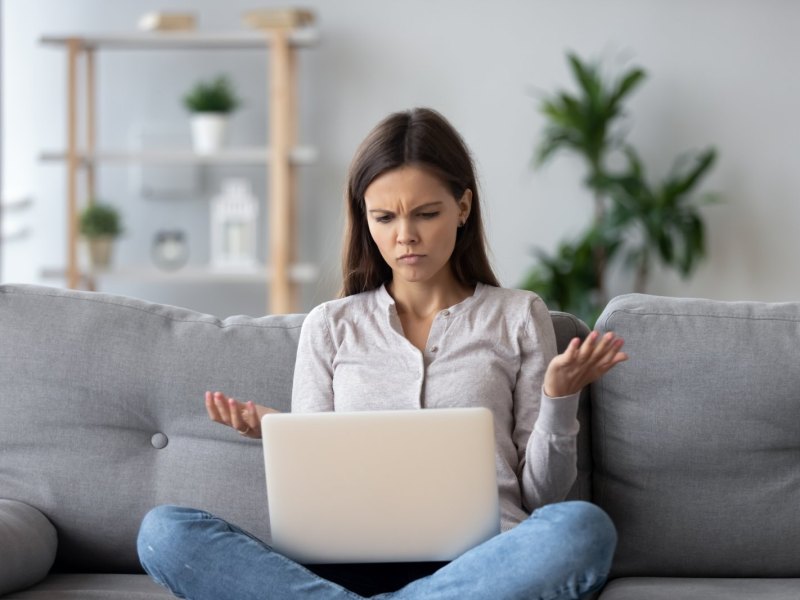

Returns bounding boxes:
[291,282,580,532]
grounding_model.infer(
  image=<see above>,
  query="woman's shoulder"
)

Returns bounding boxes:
[474,285,553,334]
[479,284,546,311]
[305,287,383,323]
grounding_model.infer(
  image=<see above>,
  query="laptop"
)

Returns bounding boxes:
[261,407,500,564]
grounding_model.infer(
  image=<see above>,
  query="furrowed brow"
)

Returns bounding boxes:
[367,201,443,214]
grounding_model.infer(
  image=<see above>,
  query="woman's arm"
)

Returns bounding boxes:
[514,298,627,512]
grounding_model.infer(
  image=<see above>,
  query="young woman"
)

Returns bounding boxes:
[138,108,627,599]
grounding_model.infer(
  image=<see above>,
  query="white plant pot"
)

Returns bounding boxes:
[86,236,115,270]
[191,113,228,154]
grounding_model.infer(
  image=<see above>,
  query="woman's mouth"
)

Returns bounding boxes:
[397,254,425,265]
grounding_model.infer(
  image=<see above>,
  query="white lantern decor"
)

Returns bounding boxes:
[210,178,259,270]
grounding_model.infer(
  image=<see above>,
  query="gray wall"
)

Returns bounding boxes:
[3,0,799,317]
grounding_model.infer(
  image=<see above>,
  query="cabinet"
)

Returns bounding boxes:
[40,29,318,313]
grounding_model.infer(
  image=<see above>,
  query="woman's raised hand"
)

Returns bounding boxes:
[204,391,280,439]
[543,331,629,398]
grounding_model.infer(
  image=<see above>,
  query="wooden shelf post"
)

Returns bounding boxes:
[66,38,80,290]
[268,28,295,314]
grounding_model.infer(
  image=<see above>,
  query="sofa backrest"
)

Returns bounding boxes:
[593,294,800,578]
[0,284,591,574]
[0,284,303,573]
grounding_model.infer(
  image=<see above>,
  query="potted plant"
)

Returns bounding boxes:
[79,202,123,270]
[182,75,241,154]
[522,52,718,325]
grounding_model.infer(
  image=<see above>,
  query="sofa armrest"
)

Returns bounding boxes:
[0,499,58,595]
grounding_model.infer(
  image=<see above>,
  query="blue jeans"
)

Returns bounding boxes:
[137,501,616,600]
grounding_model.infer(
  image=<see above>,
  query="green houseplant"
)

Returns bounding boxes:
[79,202,123,270]
[522,52,718,325]
[182,75,241,154]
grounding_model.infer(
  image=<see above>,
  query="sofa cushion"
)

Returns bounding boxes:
[0,500,58,596]
[593,294,800,577]
[0,284,304,573]
[3,574,173,599]
[599,577,800,600]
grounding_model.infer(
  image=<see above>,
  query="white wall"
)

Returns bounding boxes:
[3,0,799,317]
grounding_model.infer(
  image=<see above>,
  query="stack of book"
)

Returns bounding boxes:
[242,8,315,29]
[138,12,196,32]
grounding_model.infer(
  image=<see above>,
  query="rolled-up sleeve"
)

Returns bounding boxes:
[291,304,336,413]
[514,297,580,512]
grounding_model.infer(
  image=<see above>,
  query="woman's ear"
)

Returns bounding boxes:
[458,189,473,224]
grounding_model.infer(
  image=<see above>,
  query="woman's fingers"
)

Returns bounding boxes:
[572,332,627,375]
[205,391,218,421]
[591,336,628,374]
[244,401,260,430]
[212,392,232,426]
[207,391,231,425]
[576,331,599,360]
[229,397,244,431]
[564,337,581,359]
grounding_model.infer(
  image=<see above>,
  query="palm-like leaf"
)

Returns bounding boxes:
[605,147,718,288]
[521,226,622,324]
[535,53,646,177]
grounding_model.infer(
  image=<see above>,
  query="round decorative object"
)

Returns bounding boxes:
[151,230,189,271]
[150,433,169,449]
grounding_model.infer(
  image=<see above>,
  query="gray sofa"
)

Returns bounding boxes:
[0,283,797,599]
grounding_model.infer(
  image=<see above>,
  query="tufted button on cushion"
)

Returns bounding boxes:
[150,433,169,449]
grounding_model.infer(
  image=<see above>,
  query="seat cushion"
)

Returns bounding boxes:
[593,294,800,577]
[3,574,173,599]
[599,577,800,600]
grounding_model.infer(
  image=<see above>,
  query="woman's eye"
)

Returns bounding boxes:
[418,212,440,219]
[375,215,392,223]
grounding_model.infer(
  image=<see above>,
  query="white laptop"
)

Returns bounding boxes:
[261,407,500,564]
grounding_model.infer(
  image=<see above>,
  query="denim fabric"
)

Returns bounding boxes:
[137,501,615,600]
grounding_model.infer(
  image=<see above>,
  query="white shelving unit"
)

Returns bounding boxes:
[39,28,318,313]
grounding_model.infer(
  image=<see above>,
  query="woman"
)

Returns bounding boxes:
[138,108,627,599]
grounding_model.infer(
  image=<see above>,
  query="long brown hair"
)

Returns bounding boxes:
[341,108,499,297]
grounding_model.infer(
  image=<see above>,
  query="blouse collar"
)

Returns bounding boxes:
[376,281,485,317]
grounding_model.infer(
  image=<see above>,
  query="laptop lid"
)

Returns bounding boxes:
[261,407,500,564]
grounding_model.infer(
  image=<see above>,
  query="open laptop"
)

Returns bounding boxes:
[261,407,500,564]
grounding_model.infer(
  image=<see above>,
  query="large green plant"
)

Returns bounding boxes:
[523,52,717,324]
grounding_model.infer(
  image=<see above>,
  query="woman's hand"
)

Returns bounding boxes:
[543,331,629,398]
[204,391,280,439]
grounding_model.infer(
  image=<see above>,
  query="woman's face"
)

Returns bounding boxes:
[363,165,471,287]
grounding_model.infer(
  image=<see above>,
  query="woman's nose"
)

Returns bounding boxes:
[396,218,418,245]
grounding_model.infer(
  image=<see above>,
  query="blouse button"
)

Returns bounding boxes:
[441,310,450,317]
[430,346,439,353]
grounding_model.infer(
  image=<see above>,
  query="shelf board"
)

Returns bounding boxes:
[1,226,32,243]
[40,147,317,166]
[42,263,319,284]
[40,29,319,50]
[1,196,33,211]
